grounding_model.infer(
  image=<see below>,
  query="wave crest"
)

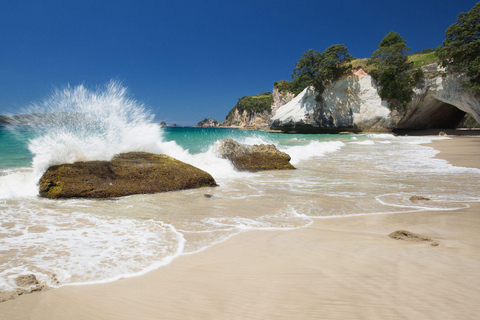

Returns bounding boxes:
[17,81,162,175]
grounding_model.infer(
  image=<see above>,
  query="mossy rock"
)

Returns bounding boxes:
[218,139,295,172]
[39,152,217,199]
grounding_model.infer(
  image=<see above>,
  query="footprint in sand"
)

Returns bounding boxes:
[388,230,439,246]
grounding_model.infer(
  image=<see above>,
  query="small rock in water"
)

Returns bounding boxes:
[15,274,39,288]
[217,139,295,172]
[439,131,448,136]
[204,194,213,198]
[409,195,431,203]
[0,274,50,303]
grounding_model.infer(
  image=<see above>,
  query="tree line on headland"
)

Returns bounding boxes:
[214,2,479,127]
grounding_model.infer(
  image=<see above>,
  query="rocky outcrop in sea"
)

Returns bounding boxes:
[197,118,221,127]
[39,152,217,199]
[217,139,295,172]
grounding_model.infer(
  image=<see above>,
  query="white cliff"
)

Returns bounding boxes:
[270,64,480,132]
[270,86,318,127]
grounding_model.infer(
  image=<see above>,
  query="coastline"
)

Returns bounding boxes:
[1,135,479,319]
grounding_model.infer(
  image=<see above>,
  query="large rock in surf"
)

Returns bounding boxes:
[39,152,217,199]
[218,139,295,172]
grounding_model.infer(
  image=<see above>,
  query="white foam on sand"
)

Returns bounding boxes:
[0,203,185,290]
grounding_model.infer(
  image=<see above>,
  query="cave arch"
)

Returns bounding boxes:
[396,98,470,130]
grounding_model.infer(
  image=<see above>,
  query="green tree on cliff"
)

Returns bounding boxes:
[436,2,480,95]
[368,31,419,108]
[291,44,353,98]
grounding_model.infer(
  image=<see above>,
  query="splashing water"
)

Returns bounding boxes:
[19,81,162,175]
[1,81,197,198]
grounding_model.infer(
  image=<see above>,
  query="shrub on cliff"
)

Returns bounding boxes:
[368,31,422,109]
[437,2,480,95]
[273,80,293,94]
[291,44,353,98]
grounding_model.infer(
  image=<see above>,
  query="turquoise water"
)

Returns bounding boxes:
[0,126,241,169]
[162,127,337,153]
[163,127,261,153]
[0,125,337,169]
[0,126,34,169]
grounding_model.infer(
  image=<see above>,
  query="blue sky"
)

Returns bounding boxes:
[0,0,478,126]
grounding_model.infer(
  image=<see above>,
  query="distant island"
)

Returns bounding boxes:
[196,118,221,127]
[0,115,9,125]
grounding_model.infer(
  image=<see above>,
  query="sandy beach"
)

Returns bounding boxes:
[1,135,479,320]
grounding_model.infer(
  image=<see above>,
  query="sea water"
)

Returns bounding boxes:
[1,82,479,292]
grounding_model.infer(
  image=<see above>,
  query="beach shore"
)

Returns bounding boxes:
[1,135,479,320]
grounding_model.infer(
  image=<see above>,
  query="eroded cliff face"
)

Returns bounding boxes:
[270,69,393,132]
[222,88,294,128]
[222,108,271,127]
[269,64,480,133]
[271,87,295,115]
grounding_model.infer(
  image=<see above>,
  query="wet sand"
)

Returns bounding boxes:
[1,135,479,319]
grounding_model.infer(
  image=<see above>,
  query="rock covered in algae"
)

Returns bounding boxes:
[218,138,295,172]
[39,152,217,199]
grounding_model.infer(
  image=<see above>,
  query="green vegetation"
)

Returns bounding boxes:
[350,58,377,74]
[287,41,435,107]
[437,2,480,95]
[367,31,422,109]
[408,52,438,67]
[273,80,292,94]
[234,93,273,114]
[291,44,353,99]
[410,48,436,55]
[224,92,274,124]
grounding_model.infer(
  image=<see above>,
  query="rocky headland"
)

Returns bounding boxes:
[221,92,276,128]
[271,64,480,133]
[217,63,480,133]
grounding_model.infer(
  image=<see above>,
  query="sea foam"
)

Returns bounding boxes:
[0,81,195,199]
[23,81,163,175]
